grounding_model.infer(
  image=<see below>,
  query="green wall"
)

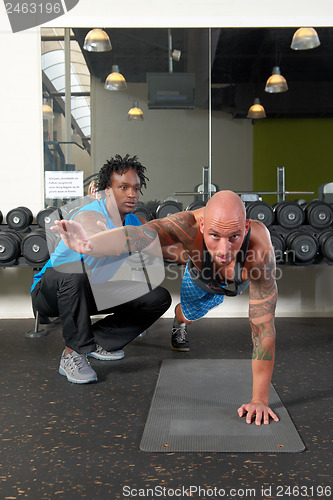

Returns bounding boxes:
[253,118,333,205]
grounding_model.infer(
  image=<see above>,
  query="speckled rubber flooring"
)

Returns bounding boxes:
[0,317,332,500]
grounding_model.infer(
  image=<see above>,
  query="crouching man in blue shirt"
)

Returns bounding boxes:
[31,155,173,384]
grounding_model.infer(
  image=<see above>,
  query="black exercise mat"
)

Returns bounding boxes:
[140,359,305,453]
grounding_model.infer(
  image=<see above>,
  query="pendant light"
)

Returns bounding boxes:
[42,98,54,120]
[83,29,112,52]
[291,27,321,50]
[128,101,144,121]
[104,65,127,91]
[265,66,288,93]
[247,98,266,119]
[43,104,54,120]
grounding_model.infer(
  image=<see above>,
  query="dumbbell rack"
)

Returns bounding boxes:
[0,222,61,338]
[0,223,48,267]
[246,200,333,266]
[270,226,333,266]
[2,194,333,340]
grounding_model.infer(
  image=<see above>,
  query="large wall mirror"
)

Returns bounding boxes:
[41,27,333,211]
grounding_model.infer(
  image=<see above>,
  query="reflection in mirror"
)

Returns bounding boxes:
[41,27,92,208]
[41,27,333,216]
[211,27,333,206]
[41,28,211,213]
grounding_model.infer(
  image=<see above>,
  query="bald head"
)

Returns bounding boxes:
[205,190,246,223]
[200,191,249,267]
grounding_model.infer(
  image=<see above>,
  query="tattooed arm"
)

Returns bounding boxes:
[74,210,188,263]
[238,231,279,425]
[51,211,199,258]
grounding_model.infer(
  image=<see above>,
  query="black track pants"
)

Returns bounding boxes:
[31,267,171,353]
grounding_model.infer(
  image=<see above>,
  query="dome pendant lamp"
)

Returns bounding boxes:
[247,98,266,119]
[291,27,321,50]
[83,28,112,52]
[128,101,144,121]
[104,65,127,91]
[265,66,288,93]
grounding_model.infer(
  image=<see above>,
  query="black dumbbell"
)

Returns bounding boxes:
[269,231,285,264]
[21,228,50,266]
[285,229,318,264]
[247,201,275,227]
[186,201,206,211]
[0,210,3,225]
[274,201,305,230]
[0,229,22,266]
[156,201,182,218]
[133,206,154,221]
[45,227,61,255]
[304,200,333,230]
[6,206,33,231]
[36,207,55,229]
[318,230,333,262]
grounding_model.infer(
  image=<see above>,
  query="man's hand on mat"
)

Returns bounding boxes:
[51,219,95,255]
[238,400,279,425]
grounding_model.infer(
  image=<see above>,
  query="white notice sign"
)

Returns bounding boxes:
[45,171,84,199]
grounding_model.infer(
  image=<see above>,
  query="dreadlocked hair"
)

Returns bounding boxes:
[97,154,149,194]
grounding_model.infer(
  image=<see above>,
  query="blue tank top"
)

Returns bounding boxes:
[31,199,141,292]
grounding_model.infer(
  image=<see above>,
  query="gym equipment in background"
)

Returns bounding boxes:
[285,229,319,264]
[21,229,50,266]
[274,201,305,230]
[246,201,275,227]
[303,200,333,229]
[133,206,155,221]
[156,201,182,218]
[269,230,286,264]
[36,207,54,229]
[0,229,23,266]
[186,201,206,211]
[318,230,333,262]
[6,206,33,231]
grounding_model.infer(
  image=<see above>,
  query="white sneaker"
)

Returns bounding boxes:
[87,345,125,361]
[59,350,98,384]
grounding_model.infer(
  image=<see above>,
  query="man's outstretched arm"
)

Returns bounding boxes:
[238,245,279,425]
[51,211,198,257]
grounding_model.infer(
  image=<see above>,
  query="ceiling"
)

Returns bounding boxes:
[72,27,333,118]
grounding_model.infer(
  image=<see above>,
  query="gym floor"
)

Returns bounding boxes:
[0,317,332,500]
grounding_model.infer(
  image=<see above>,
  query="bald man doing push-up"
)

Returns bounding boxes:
[52,190,279,426]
